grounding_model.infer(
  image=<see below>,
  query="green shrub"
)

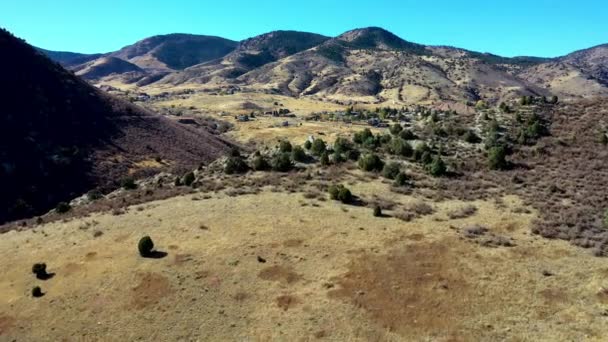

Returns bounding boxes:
[320,152,330,166]
[32,286,43,298]
[291,146,306,162]
[394,172,409,186]
[32,263,47,279]
[279,140,292,153]
[225,156,249,174]
[390,138,413,157]
[354,128,374,144]
[390,123,403,135]
[463,130,480,143]
[183,172,195,186]
[303,140,312,150]
[428,156,447,177]
[378,134,392,145]
[413,142,430,161]
[328,184,353,204]
[488,145,508,170]
[331,152,345,164]
[311,139,327,156]
[87,190,103,201]
[252,155,270,171]
[420,151,433,165]
[345,149,361,161]
[333,137,352,154]
[121,178,137,190]
[373,206,382,217]
[55,202,71,214]
[271,153,293,172]
[138,236,154,257]
[399,129,416,140]
[358,154,384,172]
[382,162,401,180]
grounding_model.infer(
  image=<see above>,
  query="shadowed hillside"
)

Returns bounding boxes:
[0,28,231,223]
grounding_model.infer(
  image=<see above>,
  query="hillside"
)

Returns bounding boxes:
[72,56,145,80]
[159,30,330,84]
[0,29,231,224]
[109,33,238,71]
[235,28,547,104]
[36,48,104,67]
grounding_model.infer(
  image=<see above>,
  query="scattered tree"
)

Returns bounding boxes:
[328,184,353,204]
[358,153,384,172]
[138,236,154,257]
[382,162,401,180]
[271,153,293,172]
[428,156,447,177]
[291,146,306,162]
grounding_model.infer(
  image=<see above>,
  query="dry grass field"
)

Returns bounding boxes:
[2,175,608,341]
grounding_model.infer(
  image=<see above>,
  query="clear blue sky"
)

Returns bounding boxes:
[1,0,606,57]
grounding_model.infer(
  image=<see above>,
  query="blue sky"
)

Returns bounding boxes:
[1,0,606,57]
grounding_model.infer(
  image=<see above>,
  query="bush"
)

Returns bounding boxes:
[399,129,416,140]
[320,152,330,166]
[291,146,306,162]
[183,172,195,186]
[354,128,374,144]
[331,152,345,164]
[390,123,403,135]
[373,206,382,217]
[358,154,384,172]
[420,151,433,165]
[225,156,249,174]
[303,140,312,150]
[252,155,270,171]
[488,145,508,170]
[311,139,327,156]
[463,130,480,143]
[32,286,43,298]
[279,140,292,153]
[382,162,401,180]
[55,202,71,214]
[32,263,47,279]
[328,184,353,204]
[333,137,352,154]
[345,149,361,161]
[413,142,430,161]
[390,138,413,157]
[87,189,103,201]
[138,236,154,257]
[428,156,447,177]
[394,172,409,186]
[271,153,293,172]
[121,178,137,190]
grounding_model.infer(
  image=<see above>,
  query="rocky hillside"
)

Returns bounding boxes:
[36,48,104,67]
[40,27,608,103]
[108,33,238,71]
[0,28,231,224]
[236,28,547,103]
[159,30,330,84]
[72,56,145,80]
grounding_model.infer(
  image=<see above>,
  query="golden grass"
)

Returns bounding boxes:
[1,178,607,341]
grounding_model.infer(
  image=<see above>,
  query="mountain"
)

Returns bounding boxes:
[0,28,231,224]
[72,56,145,80]
[36,48,104,67]
[108,33,238,71]
[160,30,331,84]
[234,27,547,103]
[517,44,608,99]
